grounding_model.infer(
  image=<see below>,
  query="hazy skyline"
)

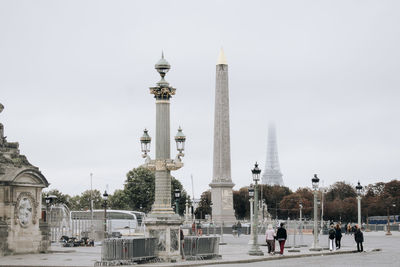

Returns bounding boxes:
[1,0,399,198]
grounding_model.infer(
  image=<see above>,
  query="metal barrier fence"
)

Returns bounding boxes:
[99,237,156,265]
[184,236,220,260]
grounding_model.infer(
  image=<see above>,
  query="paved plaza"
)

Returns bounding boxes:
[0,231,398,267]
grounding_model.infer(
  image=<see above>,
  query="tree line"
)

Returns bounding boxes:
[43,166,399,223]
[195,180,400,223]
[43,167,190,215]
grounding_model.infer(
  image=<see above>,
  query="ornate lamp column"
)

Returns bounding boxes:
[102,190,108,239]
[355,181,363,227]
[140,53,186,261]
[248,163,264,256]
[310,174,322,251]
[386,206,392,235]
[248,184,254,245]
[174,188,181,214]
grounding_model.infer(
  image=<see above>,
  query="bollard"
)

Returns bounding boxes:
[219,222,226,245]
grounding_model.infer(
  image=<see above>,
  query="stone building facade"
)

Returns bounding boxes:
[0,103,50,256]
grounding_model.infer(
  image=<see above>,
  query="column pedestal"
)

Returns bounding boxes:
[145,214,182,262]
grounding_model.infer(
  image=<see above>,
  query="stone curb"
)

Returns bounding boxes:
[141,248,382,267]
[0,249,381,267]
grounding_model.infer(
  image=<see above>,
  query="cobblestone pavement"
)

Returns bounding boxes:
[203,231,400,267]
[0,231,398,266]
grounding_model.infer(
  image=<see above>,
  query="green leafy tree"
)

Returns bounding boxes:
[116,166,189,214]
[76,190,103,210]
[108,189,129,210]
[260,184,292,219]
[280,188,313,219]
[42,189,72,207]
[124,167,155,213]
[171,176,190,215]
[233,187,250,219]
[325,181,356,201]
[195,190,211,219]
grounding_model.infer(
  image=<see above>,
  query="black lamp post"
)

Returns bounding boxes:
[386,203,396,236]
[102,190,109,239]
[174,188,181,214]
[356,181,363,226]
[248,184,254,238]
[310,174,322,251]
[44,195,57,223]
[248,162,263,256]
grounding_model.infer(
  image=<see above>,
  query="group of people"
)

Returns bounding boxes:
[328,223,364,252]
[232,221,242,237]
[327,223,343,251]
[265,223,287,255]
[266,222,365,255]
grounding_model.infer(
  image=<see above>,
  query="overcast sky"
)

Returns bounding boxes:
[1,0,399,198]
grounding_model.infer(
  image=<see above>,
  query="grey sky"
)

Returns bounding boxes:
[1,0,399,198]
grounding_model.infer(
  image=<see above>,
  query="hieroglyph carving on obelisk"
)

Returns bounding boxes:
[209,49,236,224]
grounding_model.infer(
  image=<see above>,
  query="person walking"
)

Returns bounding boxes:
[328,224,336,251]
[347,223,352,235]
[237,221,242,237]
[191,221,196,235]
[276,223,287,255]
[180,228,185,260]
[354,225,364,252]
[232,222,238,237]
[335,224,342,249]
[265,224,276,255]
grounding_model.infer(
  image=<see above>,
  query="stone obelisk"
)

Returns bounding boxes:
[209,49,236,224]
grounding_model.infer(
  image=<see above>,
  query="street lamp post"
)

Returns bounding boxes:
[386,203,396,235]
[356,181,363,227]
[103,190,108,239]
[44,195,57,242]
[393,204,397,225]
[139,54,187,261]
[386,206,392,235]
[248,163,264,256]
[310,174,322,251]
[185,199,189,222]
[299,201,305,247]
[248,184,254,244]
[320,187,325,235]
[174,188,181,215]
[44,195,57,223]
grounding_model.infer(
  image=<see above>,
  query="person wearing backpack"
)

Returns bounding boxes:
[354,224,364,252]
[328,224,336,251]
[335,223,342,249]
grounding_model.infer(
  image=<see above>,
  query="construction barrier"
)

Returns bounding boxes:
[184,236,220,260]
[98,237,156,265]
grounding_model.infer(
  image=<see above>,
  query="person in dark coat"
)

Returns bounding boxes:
[276,223,287,255]
[354,225,364,252]
[335,224,342,249]
[180,228,185,260]
[328,224,336,251]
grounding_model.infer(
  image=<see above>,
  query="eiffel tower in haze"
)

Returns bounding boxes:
[261,124,284,186]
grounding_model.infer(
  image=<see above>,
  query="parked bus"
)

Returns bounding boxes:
[71,210,142,237]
